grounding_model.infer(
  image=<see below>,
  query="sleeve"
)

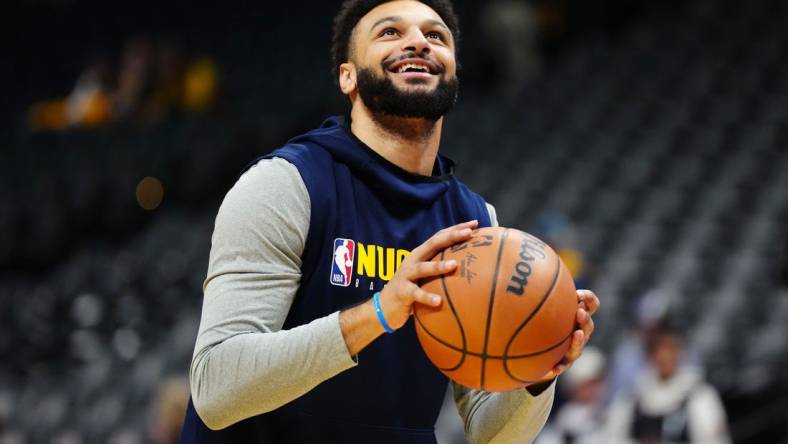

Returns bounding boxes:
[687,385,732,444]
[486,202,499,227]
[453,381,556,443]
[189,157,357,430]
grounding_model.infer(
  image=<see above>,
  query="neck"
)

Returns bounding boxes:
[349,103,443,176]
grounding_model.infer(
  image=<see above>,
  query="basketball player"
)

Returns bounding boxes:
[180,1,599,442]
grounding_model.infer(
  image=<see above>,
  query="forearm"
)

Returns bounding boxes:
[455,380,555,444]
[338,297,387,356]
[191,311,356,430]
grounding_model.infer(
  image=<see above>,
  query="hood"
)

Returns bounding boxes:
[286,116,455,205]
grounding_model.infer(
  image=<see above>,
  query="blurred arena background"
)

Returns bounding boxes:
[2,0,787,442]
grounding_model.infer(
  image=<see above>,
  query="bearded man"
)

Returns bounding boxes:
[180,1,599,443]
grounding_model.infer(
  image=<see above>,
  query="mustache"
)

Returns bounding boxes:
[381,52,445,74]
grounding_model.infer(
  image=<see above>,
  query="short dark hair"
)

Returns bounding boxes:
[331,0,460,76]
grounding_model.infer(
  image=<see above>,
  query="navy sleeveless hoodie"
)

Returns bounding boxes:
[181,116,491,443]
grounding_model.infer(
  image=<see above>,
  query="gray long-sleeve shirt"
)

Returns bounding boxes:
[190,158,555,442]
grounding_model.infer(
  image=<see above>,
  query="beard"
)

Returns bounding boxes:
[356,67,459,121]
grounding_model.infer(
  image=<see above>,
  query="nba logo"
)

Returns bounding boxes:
[330,238,355,287]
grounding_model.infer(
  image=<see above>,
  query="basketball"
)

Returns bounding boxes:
[414,227,577,392]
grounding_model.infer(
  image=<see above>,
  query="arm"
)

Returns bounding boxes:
[453,381,555,443]
[190,158,476,429]
[190,158,357,430]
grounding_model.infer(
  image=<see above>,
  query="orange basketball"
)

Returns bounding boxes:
[414,227,577,392]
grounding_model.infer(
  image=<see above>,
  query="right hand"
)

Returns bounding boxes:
[377,220,479,331]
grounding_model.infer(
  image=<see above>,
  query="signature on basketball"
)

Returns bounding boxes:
[507,234,547,296]
[459,253,478,284]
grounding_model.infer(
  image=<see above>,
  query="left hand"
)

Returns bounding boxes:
[530,289,600,384]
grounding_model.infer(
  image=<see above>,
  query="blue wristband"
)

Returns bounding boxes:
[373,292,395,334]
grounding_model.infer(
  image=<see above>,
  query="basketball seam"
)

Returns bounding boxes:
[479,228,509,390]
[505,334,573,384]
[437,248,469,371]
[413,250,470,372]
[503,254,566,383]
[410,319,574,360]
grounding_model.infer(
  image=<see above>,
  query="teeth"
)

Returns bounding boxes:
[397,63,429,73]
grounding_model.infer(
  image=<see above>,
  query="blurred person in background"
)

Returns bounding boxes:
[141,40,185,124]
[113,37,153,121]
[537,211,589,289]
[180,56,218,113]
[148,377,189,444]
[479,0,541,98]
[606,290,700,405]
[605,324,731,444]
[536,346,607,444]
[179,0,599,442]
[0,397,21,444]
[28,36,217,132]
[65,55,113,128]
[28,55,113,131]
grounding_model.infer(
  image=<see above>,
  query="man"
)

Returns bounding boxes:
[605,325,730,444]
[180,1,599,443]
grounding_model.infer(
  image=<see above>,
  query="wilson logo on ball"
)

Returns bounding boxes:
[506,236,547,296]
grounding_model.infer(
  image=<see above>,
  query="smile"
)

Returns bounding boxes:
[396,63,430,73]
[386,58,440,76]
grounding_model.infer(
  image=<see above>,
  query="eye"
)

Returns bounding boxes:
[379,28,400,37]
[425,31,445,42]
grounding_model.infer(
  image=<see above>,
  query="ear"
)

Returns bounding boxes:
[339,62,357,96]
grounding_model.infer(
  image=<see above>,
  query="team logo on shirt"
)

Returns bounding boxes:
[330,238,356,287]
[329,238,412,289]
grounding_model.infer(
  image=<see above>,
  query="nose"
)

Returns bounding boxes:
[401,27,430,55]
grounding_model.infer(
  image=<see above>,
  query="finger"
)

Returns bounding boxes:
[444,220,480,231]
[408,259,458,280]
[581,312,595,340]
[411,222,477,260]
[566,330,585,361]
[547,330,585,377]
[408,283,442,307]
[548,359,570,377]
[576,307,588,325]
[576,307,595,338]
[577,290,600,315]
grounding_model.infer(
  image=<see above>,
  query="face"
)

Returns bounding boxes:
[571,377,605,404]
[650,334,683,380]
[340,0,459,120]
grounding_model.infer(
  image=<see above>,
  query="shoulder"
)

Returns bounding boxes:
[264,143,334,173]
[688,382,724,406]
[232,157,308,207]
[216,158,310,240]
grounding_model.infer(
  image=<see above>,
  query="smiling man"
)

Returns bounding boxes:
[179,1,599,443]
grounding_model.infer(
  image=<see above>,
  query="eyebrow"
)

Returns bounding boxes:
[369,16,402,34]
[426,19,449,32]
[369,16,451,35]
